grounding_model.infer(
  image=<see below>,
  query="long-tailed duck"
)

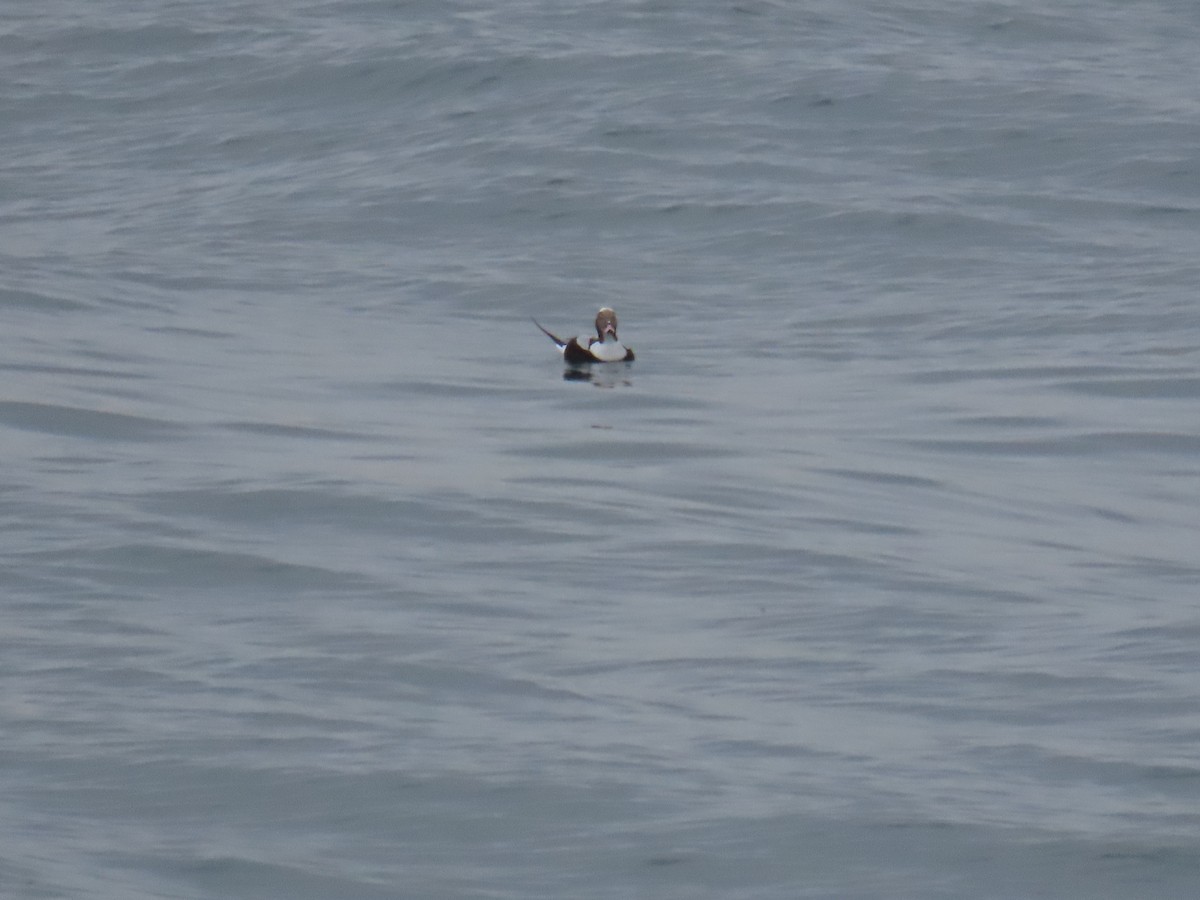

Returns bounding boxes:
[534,307,635,364]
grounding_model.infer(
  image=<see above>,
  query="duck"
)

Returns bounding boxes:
[533,307,635,364]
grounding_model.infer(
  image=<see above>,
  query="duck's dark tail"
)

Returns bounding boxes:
[532,318,567,350]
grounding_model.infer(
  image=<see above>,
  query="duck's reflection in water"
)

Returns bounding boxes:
[563,364,633,388]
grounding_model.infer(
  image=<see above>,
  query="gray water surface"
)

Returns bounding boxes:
[3,1,1200,897]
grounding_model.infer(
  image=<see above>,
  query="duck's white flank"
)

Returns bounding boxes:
[588,337,631,362]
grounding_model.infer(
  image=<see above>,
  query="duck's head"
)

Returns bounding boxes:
[595,307,619,341]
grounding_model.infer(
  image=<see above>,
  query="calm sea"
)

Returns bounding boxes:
[3,1,1199,897]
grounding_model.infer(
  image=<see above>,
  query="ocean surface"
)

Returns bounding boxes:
[3,1,1200,897]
